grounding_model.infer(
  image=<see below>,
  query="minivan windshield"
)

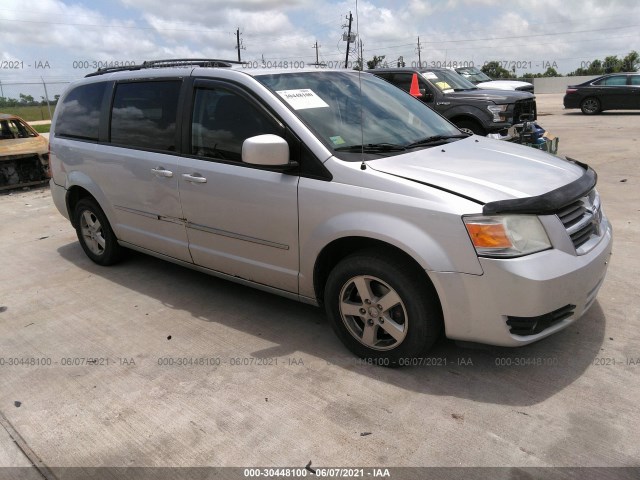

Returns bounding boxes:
[455,67,493,83]
[421,69,478,92]
[256,71,464,160]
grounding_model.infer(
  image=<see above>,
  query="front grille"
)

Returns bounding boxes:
[556,190,602,253]
[513,98,537,122]
[506,304,576,336]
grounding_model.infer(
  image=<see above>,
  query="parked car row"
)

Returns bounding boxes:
[369,67,537,137]
[47,59,612,363]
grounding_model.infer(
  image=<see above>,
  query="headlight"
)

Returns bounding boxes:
[487,104,508,122]
[463,215,551,257]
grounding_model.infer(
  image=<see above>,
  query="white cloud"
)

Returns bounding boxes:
[0,0,638,81]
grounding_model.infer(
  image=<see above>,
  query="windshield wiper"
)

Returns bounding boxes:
[405,134,469,149]
[334,143,407,153]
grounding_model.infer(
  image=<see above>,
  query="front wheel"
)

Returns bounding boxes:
[455,119,486,136]
[73,197,123,266]
[324,250,442,364]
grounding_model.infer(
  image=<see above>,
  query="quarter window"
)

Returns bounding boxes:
[191,88,280,162]
[110,81,181,151]
[56,82,106,141]
[594,76,627,86]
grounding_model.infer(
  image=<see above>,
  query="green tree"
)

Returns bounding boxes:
[481,61,515,79]
[542,67,561,77]
[622,50,639,71]
[603,55,622,73]
[366,55,386,69]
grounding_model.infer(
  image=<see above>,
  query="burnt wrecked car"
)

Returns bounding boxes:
[0,113,49,190]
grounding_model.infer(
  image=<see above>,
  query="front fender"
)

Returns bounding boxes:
[297,179,484,299]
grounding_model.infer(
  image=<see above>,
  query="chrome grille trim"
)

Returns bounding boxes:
[556,189,603,254]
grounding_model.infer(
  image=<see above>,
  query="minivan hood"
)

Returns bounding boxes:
[368,136,585,204]
[443,88,533,103]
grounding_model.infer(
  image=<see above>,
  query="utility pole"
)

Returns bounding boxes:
[41,77,52,120]
[416,36,422,65]
[313,41,320,65]
[236,28,244,62]
[344,11,353,68]
[359,39,364,70]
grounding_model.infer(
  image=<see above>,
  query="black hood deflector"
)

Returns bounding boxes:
[483,158,596,215]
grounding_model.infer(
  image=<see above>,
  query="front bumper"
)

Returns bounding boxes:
[429,218,612,346]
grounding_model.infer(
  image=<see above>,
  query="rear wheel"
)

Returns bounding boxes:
[73,198,123,266]
[455,119,486,136]
[580,97,601,115]
[324,250,442,365]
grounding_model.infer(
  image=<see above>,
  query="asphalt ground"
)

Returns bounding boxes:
[1,94,639,478]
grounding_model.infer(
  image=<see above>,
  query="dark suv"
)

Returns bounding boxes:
[370,67,537,136]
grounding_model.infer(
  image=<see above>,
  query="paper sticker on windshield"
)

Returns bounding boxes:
[276,89,329,110]
[329,136,345,145]
[424,72,438,79]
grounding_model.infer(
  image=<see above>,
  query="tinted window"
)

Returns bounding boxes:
[390,73,414,92]
[110,81,181,151]
[630,76,640,86]
[387,73,432,97]
[56,82,106,140]
[191,88,280,162]
[594,75,627,86]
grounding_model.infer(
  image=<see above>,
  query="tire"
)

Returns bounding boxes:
[455,119,486,136]
[580,97,601,115]
[324,249,442,365]
[73,197,123,266]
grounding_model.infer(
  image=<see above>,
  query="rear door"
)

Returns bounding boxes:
[593,75,629,110]
[59,79,191,262]
[629,75,640,109]
[176,79,300,294]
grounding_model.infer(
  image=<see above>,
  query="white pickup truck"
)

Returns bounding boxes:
[455,66,534,93]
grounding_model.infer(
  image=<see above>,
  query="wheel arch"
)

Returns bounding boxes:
[64,171,114,229]
[66,185,94,228]
[312,236,440,308]
[449,115,486,134]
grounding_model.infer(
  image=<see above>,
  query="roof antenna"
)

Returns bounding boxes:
[355,0,366,171]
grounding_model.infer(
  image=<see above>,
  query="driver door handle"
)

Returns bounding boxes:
[182,173,207,184]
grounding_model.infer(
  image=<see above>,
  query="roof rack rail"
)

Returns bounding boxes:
[85,58,243,78]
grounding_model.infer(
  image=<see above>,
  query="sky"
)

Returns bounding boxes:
[0,0,639,98]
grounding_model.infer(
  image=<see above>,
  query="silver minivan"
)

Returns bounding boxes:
[49,60,612,364]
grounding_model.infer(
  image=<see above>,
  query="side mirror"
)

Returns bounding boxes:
[242,134,293,168]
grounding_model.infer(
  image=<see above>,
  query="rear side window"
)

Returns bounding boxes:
[630,76,640,86]
[110,81,181,152]
[594,75,627,86]
[56,82,106,141]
